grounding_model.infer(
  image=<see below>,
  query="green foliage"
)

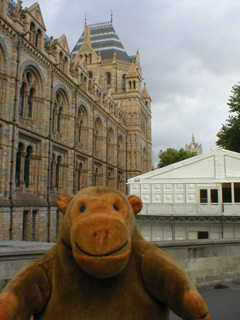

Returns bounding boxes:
[216,85,240,152]
[157,148,195,168]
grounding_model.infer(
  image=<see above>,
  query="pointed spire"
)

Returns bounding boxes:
[192,133,195,144]
[142,83,150,99]
[135,49,140,66]
[83,25,91,44]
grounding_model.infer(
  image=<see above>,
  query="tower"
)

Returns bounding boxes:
[72,20,152,178]
[185,134,202,155]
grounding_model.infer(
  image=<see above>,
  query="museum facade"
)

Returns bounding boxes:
[0,0,152,241]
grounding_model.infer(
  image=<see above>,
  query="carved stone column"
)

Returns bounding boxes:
[20,151,26,191]
[23,90,29,117]
[52,160,57,192]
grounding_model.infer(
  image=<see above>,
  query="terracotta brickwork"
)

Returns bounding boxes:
[0,0,152,242]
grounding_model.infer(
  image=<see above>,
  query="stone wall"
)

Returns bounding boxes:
[1,239,240,292]
[156,239,240,287]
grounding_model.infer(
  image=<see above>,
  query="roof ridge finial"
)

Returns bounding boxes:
[111,10,113,23]
[85,15,87,26]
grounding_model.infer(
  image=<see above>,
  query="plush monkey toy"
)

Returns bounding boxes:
[0,187,210,320]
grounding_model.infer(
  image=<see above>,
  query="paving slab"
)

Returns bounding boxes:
[170,283,240,320]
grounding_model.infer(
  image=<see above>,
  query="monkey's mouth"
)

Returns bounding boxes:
[75,240,128,258]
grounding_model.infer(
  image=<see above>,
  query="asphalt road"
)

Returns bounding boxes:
[170,283,240,320]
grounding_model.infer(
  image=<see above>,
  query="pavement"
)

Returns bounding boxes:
[170,283,240,320]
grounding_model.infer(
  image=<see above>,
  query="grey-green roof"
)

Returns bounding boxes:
[71,21,131,63]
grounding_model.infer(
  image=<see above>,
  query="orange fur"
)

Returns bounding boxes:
[0,187,210,320]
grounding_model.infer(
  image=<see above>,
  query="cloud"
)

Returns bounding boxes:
[22,0,240,167]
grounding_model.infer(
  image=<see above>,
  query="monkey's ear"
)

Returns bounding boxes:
[127,195,143,215]
[56,194,74,214]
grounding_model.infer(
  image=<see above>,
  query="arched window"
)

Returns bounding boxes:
[27,88,34,117]
[122,74,126,91]
[129,81,132,90]
[89,71,93,79]
[53,90,68,134]
[15,143,23,187]
[29,22,35,43]
[50,153,55,190]
[19,66,41,119]
[0,46,6,111]
[77,106,88,151]
[133,80,136,89]
[24,146,32,188]
[93,167,98,186]
[107,128,114,164]
[56,156,61,191]
[59,52,64,70]
[77,162,83,191]
[57,107,62,132]
[106,73,111,88]
[78,119,83,143]
[35,29,41,48]
[63,57,68,73]
[52,105,56,131]
[118,135,124,168]
[19,83,25,116]
[94,118,103,156]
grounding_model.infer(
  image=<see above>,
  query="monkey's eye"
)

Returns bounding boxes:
[113,204,119,211]
[80,205,86,213]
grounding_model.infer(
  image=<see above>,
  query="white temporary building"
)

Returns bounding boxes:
[127,149,240,241]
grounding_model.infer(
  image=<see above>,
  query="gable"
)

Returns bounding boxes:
[75,42,99,64]
[27,3,46,30]
[57,34,71,56]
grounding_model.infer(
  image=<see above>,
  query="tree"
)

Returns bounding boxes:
[216,84,240,152]
[157,148,195,168]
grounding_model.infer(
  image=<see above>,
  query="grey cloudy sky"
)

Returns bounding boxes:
[23,0,240,165]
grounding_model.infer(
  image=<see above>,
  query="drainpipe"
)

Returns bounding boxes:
[221,212,224,239]
[9,36,21,240]
[171,215,175,240]
[125,132,128,195]
[117,127,119,189]
[106,118,108,186]
[92,106,95,185]
[73,86,78,194]
[46,65,54,242]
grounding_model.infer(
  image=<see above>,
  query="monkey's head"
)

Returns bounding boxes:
[57,187,142,278]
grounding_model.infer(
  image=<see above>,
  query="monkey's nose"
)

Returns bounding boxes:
[93,230,109,247]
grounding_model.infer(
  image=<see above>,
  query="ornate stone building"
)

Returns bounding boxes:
[0,0,152,241]
[185,134,202,155]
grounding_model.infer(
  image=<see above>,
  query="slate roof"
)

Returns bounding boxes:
[72,21,131,63]
[8,0,17,14]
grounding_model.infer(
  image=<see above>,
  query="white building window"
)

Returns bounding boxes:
[200,189,207,203]
[210,189,218,203]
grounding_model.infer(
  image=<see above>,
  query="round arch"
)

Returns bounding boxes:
[53,84,70,113]
[19,60,45,95]
[77,104,89,126]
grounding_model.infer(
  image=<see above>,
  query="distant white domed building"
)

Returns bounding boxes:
[185,134,202,155]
